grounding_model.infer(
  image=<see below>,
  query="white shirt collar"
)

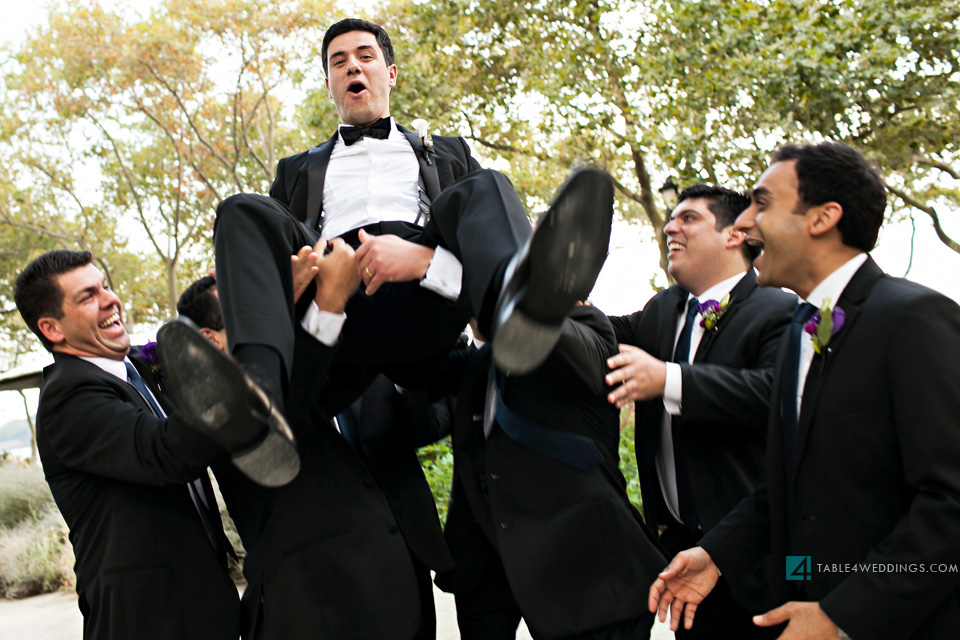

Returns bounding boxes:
[688,270,748,306]
[78,355,131,382]
[803,253,868,309]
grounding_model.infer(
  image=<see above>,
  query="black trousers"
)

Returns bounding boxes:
[214,169,531,387]
[455,535,654,640]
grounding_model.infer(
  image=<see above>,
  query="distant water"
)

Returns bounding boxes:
[4,445,34,461]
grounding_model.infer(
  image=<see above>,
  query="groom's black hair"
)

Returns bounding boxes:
[322,18,395,76]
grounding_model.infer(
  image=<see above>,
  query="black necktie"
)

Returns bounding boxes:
[125,360,237,565]
[335,407,362,454]
[125,361,163,416]
[671,298,701,533]
[781,302,817,552]
[340,117,391,146]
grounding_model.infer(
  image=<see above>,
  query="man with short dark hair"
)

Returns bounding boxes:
[605,184,795,636]
[649,141,960,639]
[177,274,228,351]
[13,249,241,640]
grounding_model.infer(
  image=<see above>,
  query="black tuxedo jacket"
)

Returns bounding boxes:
[212,327,424,640]
[444,305,668,638]
[609,271,796,535]
[701,257,960,639]
[269,124,480,234]
[266,124,483,372]
[36,350,240,640]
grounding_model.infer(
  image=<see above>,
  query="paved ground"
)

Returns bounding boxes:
[0,585,673,639]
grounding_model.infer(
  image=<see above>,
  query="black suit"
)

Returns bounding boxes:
[440,305,667,639]
[36,350,240,640]
[211,327,429,640]
[609,271,795,543]
[701,257,960,638]
[214,125,528,386]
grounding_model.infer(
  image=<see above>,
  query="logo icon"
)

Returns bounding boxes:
[786,556,812,581]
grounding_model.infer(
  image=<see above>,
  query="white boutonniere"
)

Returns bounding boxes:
[411,118,435,165]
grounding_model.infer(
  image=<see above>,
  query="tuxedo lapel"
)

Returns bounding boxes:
[305,134,338,231]
[695,270,757,359]
[658,287,688,361]
[794,257,882,469]
[401,128,441,200]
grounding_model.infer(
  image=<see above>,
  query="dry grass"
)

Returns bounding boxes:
[0,461,74,598]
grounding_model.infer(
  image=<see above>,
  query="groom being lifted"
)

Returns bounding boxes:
[160,18,615,468]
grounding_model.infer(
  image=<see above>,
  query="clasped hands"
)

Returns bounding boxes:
[647,547,843,639]
[290,231,432,310]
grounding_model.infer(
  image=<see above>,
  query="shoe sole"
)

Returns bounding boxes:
[492,168,614,374]
[157,319,300,487]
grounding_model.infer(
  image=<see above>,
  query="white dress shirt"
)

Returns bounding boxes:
[795,252,867,413]
[300,117,465,345]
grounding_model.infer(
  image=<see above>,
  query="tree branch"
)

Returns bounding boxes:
[887,184,960,254]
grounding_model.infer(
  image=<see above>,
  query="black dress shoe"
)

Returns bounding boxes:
[157,318,300,487]
[492,167,614,374]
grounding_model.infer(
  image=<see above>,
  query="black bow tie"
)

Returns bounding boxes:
[340,118,392,146]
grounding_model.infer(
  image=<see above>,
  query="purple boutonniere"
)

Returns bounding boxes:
[698,293,731,331]
[804,299,846,355]
[140,340,160,373]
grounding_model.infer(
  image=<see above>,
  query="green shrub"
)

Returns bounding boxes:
[618,405,643,516]
[418,437,455,524]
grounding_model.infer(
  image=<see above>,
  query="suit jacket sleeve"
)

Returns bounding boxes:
[553,305,618,396]
[270,156,290,204]
[39,363,221,486]
[608,310,641,346]
[698,480,773,588]
[819,293,960,638]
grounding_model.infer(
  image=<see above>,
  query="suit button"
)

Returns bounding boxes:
[363,478,375,489]
[802,515,816,521]
[388,523,399,534]
[489,473,500,480]
[499,522,511,529]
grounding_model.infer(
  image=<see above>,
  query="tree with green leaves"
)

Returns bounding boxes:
[1,0,337,324]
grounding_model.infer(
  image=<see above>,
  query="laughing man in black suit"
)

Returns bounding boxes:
[13,250,241,640]
[605,186,796,635]
[649,142,960,639]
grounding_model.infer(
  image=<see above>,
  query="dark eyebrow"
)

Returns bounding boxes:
[329,43,376,61]
[751,186,771,201]
[73,284,99,301]
[669,206,698,222]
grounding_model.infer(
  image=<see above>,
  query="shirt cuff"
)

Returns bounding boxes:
[662,362,682,416]
[420,246,462,301]
[300,302,346,347]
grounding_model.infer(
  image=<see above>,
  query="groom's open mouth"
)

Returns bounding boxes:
[347,81,366,95]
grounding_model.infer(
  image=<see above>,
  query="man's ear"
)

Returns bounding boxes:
[198,327,226,352]
[808,202,843,237]
[37,317,65,346]
[724,225,746,249]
